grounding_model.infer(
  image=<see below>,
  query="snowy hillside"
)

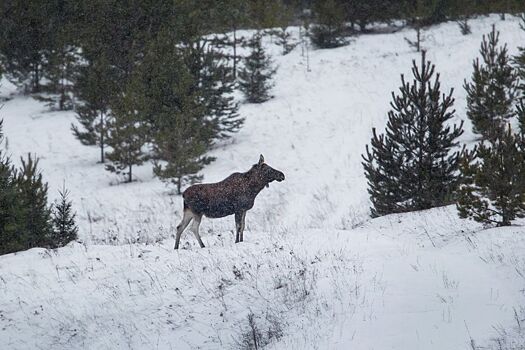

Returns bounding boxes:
[1,15,525,350]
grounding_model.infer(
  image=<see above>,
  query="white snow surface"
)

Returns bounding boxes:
[1,15,525,350]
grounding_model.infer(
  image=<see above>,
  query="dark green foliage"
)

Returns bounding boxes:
[276,27,296,55]
[0,121,20,255]
[516,15,525,95]
[310,0,347,49]
[239,34,276,104]
[105,81,149,184]
[72,55,117,163]
[183,41,243,139]
[50,187,78,248]
[362,51,465,217]
[12,154,53,252]
[465,26,518,141]
[139,34,214,194]
[345,0,402,32]
[0,0,53,92]
[457,126,525,226]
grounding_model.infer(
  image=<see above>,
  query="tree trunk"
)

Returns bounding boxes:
[128,164,132,183]
[33,64,40,93]
[233,24,237,79]
[100,112,105,163]
[177,176,182,195]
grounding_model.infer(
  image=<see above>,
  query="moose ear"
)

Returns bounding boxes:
[258,154,265,165]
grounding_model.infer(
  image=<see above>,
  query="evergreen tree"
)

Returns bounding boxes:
[105,81,149,184]
[362,51,465,217]
[212,0,249,79]
[183,40,243,139]
[140,33,214,194]
[71,55,117,163]
[457,126,525,226]
[404,0,435,52]
[465,25,518,141]
[0,121,21,255]
[345,0,401,32]
[14,154,53,250]
[50,186,78,248]
[310,0,347,49]
[239,34,277,104]
[516,15,525,95]
[0,0,53,92]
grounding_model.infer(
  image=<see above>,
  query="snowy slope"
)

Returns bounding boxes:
[1,15,525,350]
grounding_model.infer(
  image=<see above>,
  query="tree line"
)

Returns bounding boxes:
[363,20,525,227]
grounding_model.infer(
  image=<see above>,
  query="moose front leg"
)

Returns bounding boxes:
[234,211,246,243]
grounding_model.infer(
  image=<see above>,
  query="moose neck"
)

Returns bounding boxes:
[245,167,268,196]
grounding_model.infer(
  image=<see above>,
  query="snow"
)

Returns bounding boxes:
[1,15,525,350]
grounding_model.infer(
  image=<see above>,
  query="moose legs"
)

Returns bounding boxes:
[190,214,205,248]
[174,209,205,249]
[234,211,247,243]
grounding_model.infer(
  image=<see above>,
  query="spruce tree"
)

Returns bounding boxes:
[0,121,21,255]
[362,51,465,217]
[140,33,213,194]
[105,81,149,184]
[50,186,78,248]
[310,0,347,49]
[464,25,518,141]
[457,126,525,226]
[72,55,117,163]
[14,154,53,250]
[516,15,525,95]
[183,40,243,139]
[238,34,276,104]
[212,0,249,79]
[0,0,52,92]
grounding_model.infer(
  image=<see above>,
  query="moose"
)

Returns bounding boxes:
[174,155,285,249]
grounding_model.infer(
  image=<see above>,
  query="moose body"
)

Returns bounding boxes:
[174,155,285,249]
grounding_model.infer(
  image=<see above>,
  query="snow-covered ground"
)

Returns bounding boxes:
[1,15,525,350]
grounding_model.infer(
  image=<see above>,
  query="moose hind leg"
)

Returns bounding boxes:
[191,214,205,248]
[174,209,193,250]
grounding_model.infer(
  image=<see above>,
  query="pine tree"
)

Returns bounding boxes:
[362,51,465,217]
[72,55,117,163]
[457,126,525,226]
[14,154,53,250]
[0,0,53,92]
[183,40,243,140]
[105,81,149,184]
[0,121,21,255]
[345,0,401,32]
[139,33,214,194]
[212,0,249,79]
[50,186,78,248]
[516,14,525,96]
[239,34,277,104]
[310,0,347,49]
[464,25,518,141]
[404,0,435,52]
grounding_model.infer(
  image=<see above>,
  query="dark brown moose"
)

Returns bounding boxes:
[174,155,285,249]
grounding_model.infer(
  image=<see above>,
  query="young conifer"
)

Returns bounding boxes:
[14,154,53,249]
[72,55,117,163]
[105,80,149,184]
[362,51,464,217]
[457,126,525,226]
[464,25,518,141]
[310,0,347,49]
[238,33,276,104]
[50,186,78,248]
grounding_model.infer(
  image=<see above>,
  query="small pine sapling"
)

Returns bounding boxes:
[238,34,276,103]
[50,186,78,248]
